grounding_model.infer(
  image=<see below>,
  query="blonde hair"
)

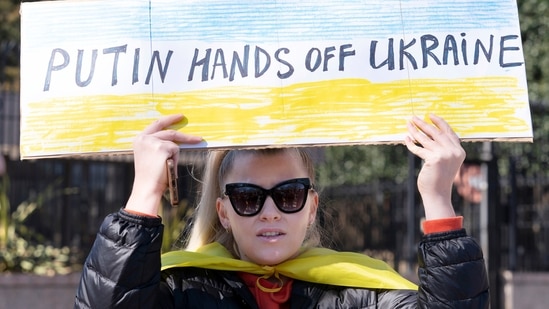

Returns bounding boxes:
[185,148,321,255]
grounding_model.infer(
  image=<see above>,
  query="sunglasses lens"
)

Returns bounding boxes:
[229,187,264,216]
[272,183,307,213]
[225,178,310,216]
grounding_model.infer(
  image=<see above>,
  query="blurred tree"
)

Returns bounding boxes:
[519,0,549,104]
[495,0,549,180]
[0,0,20,88]
[318,144,409,187]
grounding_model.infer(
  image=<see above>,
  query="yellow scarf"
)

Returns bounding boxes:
[161,242,417,291]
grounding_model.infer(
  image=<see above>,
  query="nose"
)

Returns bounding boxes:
[259,196,281,221]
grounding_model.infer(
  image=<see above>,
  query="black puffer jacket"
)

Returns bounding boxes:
[74,209,489,308]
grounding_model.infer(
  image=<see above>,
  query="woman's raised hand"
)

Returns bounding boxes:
[404,114,465,220]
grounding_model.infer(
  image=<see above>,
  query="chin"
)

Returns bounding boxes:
[251,250,292,266]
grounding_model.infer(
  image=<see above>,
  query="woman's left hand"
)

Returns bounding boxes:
[404,114,465,220]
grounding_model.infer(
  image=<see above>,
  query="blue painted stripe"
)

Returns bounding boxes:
[22,0,520,46]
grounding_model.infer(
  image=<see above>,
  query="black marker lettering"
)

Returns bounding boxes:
[255,46,271,78]
[43,48,70,91]
[323,46,336,71]
[305,48,322,72]
[421,35,441,68]
[75,49,97,87]
[229,45,250,81]
[188,48,211,82]
[399,38,417,70]
[474,35,494,64]
[145,50,173,84]
[274,47,294,79]
[370,39,395,70]
[499,35,523,68]
[132,48,140,84]
[212,48,228,80]
[443,35,459,65]
[460,33,468,65]
[103,44,127,86]
[339,44,355,71]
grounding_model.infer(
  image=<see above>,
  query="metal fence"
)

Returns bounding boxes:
[0,88,19,159]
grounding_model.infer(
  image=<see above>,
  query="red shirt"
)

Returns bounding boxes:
[238,272,293,309]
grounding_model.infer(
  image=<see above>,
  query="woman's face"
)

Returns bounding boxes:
[216,150,318,265]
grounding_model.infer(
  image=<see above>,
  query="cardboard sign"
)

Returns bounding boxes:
[20,0,532,159]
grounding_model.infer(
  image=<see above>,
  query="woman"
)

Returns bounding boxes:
[74,114,489,308]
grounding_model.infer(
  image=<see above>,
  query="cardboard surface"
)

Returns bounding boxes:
[20,0,532,159]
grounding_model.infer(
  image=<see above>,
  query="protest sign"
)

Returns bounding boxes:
[20,0,532,159]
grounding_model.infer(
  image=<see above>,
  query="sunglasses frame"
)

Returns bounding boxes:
[223,178,312,217]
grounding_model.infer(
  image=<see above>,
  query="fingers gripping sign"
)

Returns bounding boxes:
[126,114,202,216]
[404,114,465,220]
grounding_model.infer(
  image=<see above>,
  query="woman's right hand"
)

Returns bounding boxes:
[125,114,202,216]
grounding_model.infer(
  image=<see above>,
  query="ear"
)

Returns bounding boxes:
[216,197,230,229]
[307,191,319,225]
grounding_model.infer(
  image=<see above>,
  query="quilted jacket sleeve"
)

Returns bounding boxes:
[417,229,489,308]
[74,209,164,309]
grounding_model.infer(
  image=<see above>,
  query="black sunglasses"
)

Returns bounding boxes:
[223,178,312,216]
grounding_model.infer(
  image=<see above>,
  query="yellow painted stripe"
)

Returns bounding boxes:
[20,76,530,157]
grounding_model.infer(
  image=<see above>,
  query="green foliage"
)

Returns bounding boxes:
[0,0,20,41]
[0,176,79,276]
[493,0,549,179]
[161,198,193,253]
[318,144,409,186]
[518,0,549,103]
[0,0,20,86]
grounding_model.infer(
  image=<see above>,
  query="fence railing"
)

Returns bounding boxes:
[0,89,19,159]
